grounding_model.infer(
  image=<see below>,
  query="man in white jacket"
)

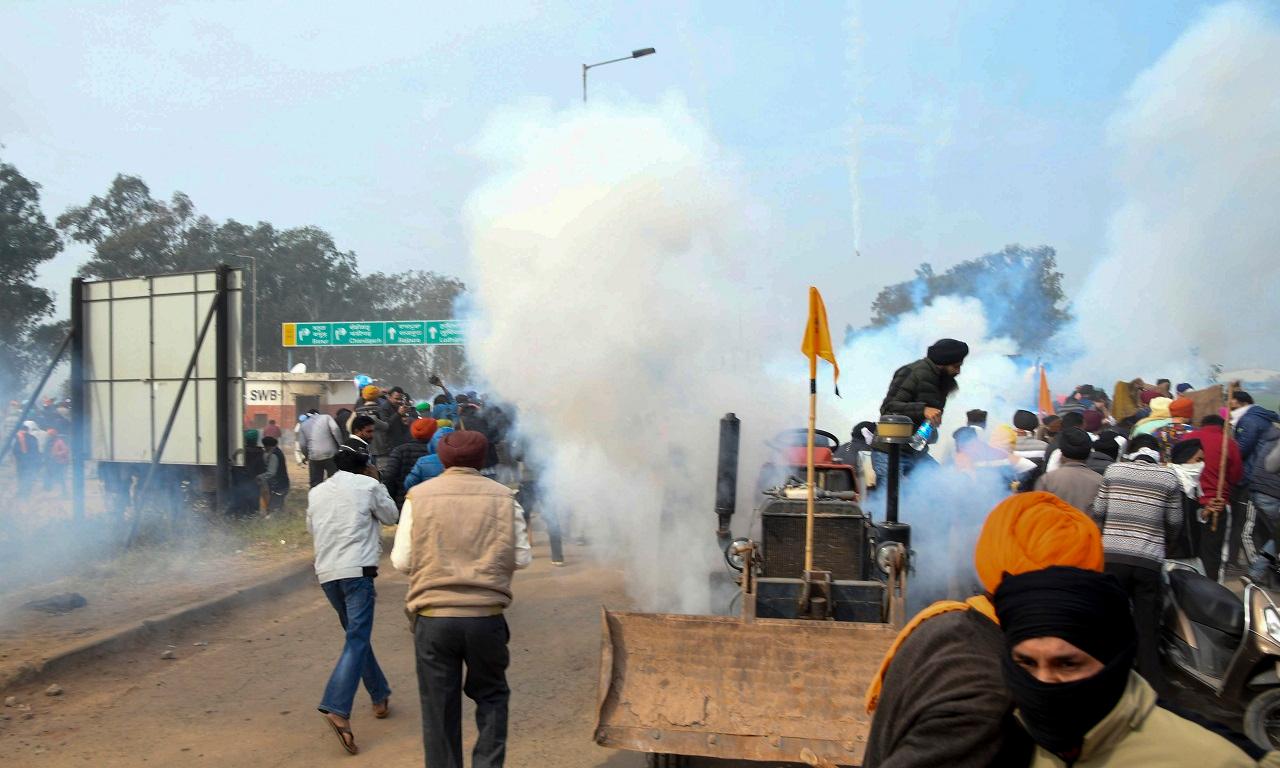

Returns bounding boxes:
[299,408,343,487]
[307,445,400,755]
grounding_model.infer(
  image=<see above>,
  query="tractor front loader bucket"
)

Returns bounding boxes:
[595,610,899,766]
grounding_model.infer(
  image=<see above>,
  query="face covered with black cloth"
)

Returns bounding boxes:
[993,566,1137,758]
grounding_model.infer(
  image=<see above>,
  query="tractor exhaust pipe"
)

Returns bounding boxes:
[715,413,740,547]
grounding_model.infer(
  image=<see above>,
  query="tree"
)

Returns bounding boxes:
[0,159,63,396]
[864,244,1071,356]
[57,175,211,279]
[58,174,469,391]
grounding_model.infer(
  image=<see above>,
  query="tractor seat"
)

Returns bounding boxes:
[784,446,833,465]
[1168,568,1244,637]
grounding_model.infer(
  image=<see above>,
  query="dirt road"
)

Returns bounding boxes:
[0,540,644,768]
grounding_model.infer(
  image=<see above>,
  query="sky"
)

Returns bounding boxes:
[0,0,1246,331]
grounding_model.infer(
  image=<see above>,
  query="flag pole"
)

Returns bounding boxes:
[805,337,818,573]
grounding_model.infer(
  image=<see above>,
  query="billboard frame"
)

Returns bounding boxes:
[70,265,244,518]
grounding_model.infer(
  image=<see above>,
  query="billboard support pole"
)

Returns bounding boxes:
[214,265,231,516]
[70,278,86,522]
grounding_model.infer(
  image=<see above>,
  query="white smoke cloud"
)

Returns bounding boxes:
[464,97,797,613]
[1066,1,1280,384]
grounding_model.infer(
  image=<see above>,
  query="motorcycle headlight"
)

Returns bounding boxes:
[1264,606,1280,644]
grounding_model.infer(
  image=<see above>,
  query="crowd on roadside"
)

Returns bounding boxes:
[3,397,73,496]
[857,339,1280,766]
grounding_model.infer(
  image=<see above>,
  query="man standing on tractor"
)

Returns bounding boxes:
[873,338,968,481]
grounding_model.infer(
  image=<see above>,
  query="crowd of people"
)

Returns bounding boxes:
[859,338,1280,766]
[4,397,73,496]
[302,391,530,766]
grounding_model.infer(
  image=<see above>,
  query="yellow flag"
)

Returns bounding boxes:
[801,286,840,395]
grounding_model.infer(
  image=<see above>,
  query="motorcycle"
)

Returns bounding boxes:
[1162,560,1280,748]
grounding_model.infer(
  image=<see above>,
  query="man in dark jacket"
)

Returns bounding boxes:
[874,338,968,480]
[1229,391,1277,570]
[1246,423,1280,580]
[384,418,438,503]
[257,436,291,515]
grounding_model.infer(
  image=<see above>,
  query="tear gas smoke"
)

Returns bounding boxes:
[836,296,1032,607]
[1065,1,1280,383]
[464,97,797,613]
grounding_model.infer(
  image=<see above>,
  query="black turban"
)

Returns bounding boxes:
[1013,409,1039,432]
[926,338,969,366]
[1171,438,1203,465]
[1058,427,1093,461]
[1092,434,1120,460]
[995,566,1134,663]
[994,566,1137,756]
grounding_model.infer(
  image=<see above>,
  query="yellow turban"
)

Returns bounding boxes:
[361,385,381,401]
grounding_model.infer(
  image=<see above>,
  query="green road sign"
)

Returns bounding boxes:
[282,320,465,347]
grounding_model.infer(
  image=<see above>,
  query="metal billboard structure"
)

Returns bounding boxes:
[69,266,245,518]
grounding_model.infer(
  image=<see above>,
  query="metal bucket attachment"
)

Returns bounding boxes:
[595,610,898,766]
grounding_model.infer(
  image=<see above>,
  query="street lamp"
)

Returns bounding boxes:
[238,255,258,372]
[583,47,656,102]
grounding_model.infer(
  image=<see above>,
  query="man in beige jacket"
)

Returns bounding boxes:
[391,430,531,768]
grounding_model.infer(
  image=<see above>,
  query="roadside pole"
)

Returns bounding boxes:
[70,278,86,522]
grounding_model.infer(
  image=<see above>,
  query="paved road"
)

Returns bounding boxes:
[1,540,644,768]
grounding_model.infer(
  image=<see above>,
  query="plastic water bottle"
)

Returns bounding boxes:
[909,421,935,452]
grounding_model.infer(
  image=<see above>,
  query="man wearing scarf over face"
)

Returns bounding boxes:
[862,492,1103,767]
[994,566,1255,766]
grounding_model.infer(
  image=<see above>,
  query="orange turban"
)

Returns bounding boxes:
[410,418,438,442]
[1169,397,1195,419]
[866,491,1103,713]
[361,385,381,401]
[974,491,1104,594]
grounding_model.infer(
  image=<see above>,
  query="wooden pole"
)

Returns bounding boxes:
[1212,386,1231,532]
[804,359,818,573]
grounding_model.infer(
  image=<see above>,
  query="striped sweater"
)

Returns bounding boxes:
[1089,460,1184,569]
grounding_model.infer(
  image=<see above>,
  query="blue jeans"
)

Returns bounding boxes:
[318,577,391,718]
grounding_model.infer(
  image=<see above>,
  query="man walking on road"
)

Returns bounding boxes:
[392,430,532,768]
[299,408,342,487]
[307,446,400,755]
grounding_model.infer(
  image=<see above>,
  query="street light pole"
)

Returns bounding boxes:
[239,255,258,372]
[582,47,656,102]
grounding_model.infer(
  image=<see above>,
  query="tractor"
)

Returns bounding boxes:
[594,414,915,766]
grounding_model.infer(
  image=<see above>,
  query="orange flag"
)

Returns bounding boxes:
[801,286,840,395]
[1038,365,1053,417]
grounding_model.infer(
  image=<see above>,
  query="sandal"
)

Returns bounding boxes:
[322,713,358,755]
[373,697,390,719]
